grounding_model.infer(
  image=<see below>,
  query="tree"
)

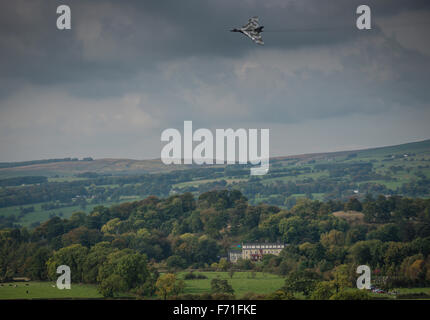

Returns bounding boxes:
[229,268,235,279]
[62,226,102,247]
[236,259,254,271]
[320,230,345,247]
[101,218,122,235]
[267,290,295,300]
[282,270,318,297]
[345,198,362,212]
[166,255,187,270]
[82,242,113,283]
[218,258,230,271]
[363,196,391,223]
[330,289,370,300]
[114,253,150,290]
[310,281,335,300]
[331,264,352,293]
[408,259,425,282]
[349,240,384,266]
[367,224,400,242]
[174,233,199,265]
[97,250,151,296]
[133,266,159,298]
[46,244,88,283]
[181,211,203,234]
[400,255,426,284]
[99,274,126,298]
[384,242,409,266]
[345,226,367,245]
[363,202,378,223]
[25,247,51,280]
[156,273,185,300]
[195,236,220,265]
[211,278,234,295]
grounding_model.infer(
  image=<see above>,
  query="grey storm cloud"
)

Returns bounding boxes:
[1,0,429,88]
[0,0,430,161]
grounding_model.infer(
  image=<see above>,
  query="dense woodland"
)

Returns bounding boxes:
[1,190,430,299]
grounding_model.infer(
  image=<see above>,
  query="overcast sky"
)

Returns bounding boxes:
[0,0,430,161]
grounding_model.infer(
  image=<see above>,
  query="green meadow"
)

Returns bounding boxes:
[0,203,99,228]
[0,281,102,299]
[1,277,430,300]
[179,271,285,297]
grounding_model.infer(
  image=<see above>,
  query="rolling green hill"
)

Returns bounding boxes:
[1,139,429,228]
[0,158,191,179]
[1,139,429,179]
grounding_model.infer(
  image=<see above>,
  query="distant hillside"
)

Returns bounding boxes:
[274,139,430,162]
[0,139,429,179]
[0,158,195,178]
[0,157,94,169]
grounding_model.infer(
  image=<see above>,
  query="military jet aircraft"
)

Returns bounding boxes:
[231,16,264,45]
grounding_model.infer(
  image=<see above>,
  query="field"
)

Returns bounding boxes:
[179,271,285,297]
[1,139,430,227]
[0,281,102,299]
[0,195,149,228]
[1,277,429,300]
[0,273,284,299]
[332,211,366,224]
[0,158,188,179]
[0,203,99,228]
[179,271,430,299]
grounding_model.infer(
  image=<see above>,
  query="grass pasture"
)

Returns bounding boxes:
[332,210,366,224]
[0,281,102,299]
[0,203,100,228]
[0,196,148,228]
[179,271,285,297]
[1,279,429,300]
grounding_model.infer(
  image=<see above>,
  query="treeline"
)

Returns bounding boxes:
[2,160,430,211]
[0,176,47,187]
[314,162,373,179]
[0,168,226,208]
[0,183,88,208]
[1,190,430,298]
[185,176,430,206]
